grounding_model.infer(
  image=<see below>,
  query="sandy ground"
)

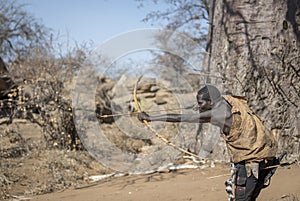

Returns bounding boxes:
[30,164,300,201]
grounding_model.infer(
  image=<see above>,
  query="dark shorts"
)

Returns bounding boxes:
[234,160,274,201]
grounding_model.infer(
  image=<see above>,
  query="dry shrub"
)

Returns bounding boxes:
[4,44,90,150]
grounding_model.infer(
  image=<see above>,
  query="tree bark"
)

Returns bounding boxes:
[208,0,300,157]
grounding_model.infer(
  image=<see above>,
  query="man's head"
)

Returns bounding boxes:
[195,85,221,112]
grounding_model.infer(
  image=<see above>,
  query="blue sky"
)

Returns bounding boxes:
[20,0,162,47]
[18,1,203,78]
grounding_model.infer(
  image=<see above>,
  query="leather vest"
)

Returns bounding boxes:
[222,95,278,163]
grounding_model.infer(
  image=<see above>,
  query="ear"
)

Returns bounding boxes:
[209,100,214,106]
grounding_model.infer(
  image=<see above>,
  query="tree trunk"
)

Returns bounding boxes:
[208,0,300,158]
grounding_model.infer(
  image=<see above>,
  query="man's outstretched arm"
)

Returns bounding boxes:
[138,112,212,123]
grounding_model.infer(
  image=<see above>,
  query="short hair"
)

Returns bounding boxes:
[197,85,221,102]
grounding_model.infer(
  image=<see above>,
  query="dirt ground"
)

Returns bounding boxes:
[1,121,299,201]
[29,164,300,201]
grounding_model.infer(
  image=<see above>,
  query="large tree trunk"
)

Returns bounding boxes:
[208,0,300,158]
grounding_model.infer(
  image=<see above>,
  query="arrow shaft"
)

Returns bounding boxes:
[99,107,185,118]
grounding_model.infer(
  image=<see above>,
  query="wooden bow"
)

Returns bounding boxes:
[133,76,151,127]
[133,77,201,159]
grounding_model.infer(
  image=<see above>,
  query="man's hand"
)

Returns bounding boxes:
[138,111,151,122]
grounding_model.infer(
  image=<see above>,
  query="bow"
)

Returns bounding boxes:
[133,76,151,127]
[133,77,201,159]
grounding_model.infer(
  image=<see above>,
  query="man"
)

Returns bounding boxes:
[138,85,278,201]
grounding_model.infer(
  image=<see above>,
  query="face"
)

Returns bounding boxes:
[196,94,213,112]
